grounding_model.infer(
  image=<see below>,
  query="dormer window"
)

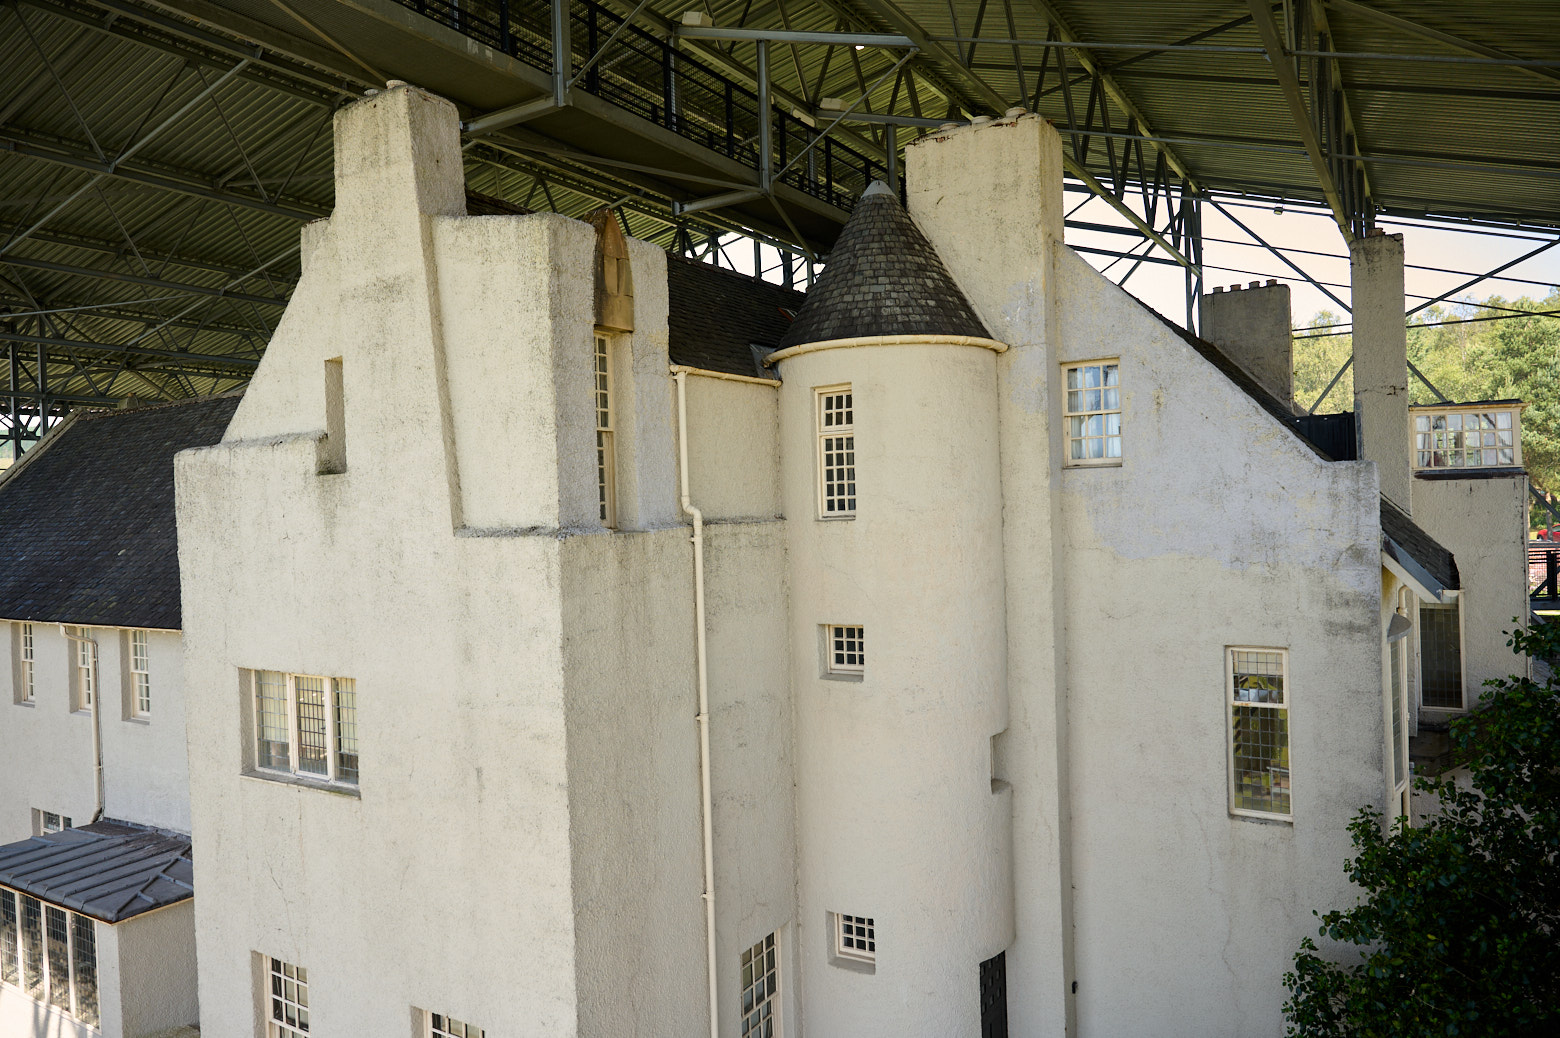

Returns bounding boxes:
[1412,403,1522,470]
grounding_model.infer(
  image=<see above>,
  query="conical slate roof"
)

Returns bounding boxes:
[777,182,991,349]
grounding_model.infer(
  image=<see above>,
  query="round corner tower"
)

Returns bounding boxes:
[772,182,1013,1037]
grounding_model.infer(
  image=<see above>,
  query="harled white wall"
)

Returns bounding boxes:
[0,623,190,842]
[1412,473,1532,704]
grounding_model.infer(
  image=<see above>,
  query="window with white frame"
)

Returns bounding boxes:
[595,333,617,529]
[1412,404,1522,470]
[740,932,779,1038]
[0,889,98,1027]
[817,386,856,517]
[834,913,875,964]
[1063,360,1121,464]
[130,630,151,717]
[266,956,309,1038]
[824,625,864,677]
[35,811,72,834]
[1419,601,1463,710]
[1227,648,1291,819]
[252,670,360,786]
[18,623,35,704]
[69,628,93,712]
[428,1010,485,1038]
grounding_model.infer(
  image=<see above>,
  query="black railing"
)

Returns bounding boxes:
[398,0,887,211]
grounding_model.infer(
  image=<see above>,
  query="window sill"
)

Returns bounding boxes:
[124,716,151,726]
[816,514,856,522]
[820,671,863,683]
[13,700,35,708]
[1229,810,1293,826]
[242,769,361,799]
[1063,460,1123,470]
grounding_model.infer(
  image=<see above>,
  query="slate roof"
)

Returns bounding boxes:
[0,394,240,630]
[777,181,991,350]
[667,253,805,378]
[0,821,193,923]
[1381,496,1460,592]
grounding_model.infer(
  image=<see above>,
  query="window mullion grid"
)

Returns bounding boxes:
[285,674,301,777]
[324,678,340,783]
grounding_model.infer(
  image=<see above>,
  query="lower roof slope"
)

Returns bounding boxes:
[0,821,193,924]
[667,254,806,378]
[0,394,240,631]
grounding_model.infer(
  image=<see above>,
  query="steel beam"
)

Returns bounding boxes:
[678,26,914,48]
[0,256,287,308]
[1244,0,1356,241]
[0,331,259,370]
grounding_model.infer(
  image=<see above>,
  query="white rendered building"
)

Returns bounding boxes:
[165,83,1530,1038]
[0,397,236,1038]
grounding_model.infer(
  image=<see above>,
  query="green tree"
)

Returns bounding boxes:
[1283,623,1560,1037]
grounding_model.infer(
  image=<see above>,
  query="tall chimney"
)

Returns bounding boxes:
[1201,280,1295,412]
[1351,232,1410,511]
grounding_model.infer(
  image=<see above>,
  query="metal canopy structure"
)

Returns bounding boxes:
[2,0,1557,455]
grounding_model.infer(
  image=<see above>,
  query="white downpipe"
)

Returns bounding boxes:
[60,626,104,822]
[675,370,720,1038]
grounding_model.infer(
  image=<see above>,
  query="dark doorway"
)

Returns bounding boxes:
[980,951,1008,1038]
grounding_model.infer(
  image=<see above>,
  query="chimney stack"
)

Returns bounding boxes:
[1351,232,1411,511]
[1201,279,1295,412]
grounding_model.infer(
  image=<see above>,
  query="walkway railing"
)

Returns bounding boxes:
[398,0,889,211]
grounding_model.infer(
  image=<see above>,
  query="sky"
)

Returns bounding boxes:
[721,188,1560,338]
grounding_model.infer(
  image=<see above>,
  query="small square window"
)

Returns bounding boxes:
[1063,360,1122,465]
[824,625,864,678]
[835,913,875,964]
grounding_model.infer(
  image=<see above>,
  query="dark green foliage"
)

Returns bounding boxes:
[1283,622,1560,1037]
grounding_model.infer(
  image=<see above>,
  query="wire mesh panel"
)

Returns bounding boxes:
[71,914,97,1027]
[1420,602,1463,709]
[269,958,310,1038]
[740,933,778,1038]
[0,890,18,985]
[256,671,291,770]
[19,895,42,1000]
[1228,649,1290,818]
[334,678,359,785]
[45,906,70,1012]
[294,675,329,776]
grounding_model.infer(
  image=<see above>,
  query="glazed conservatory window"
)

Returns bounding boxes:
[835,914,875,964]
[1063,360,1121,465]
[1419,601,1464,710]
[266,957,309,1038]
[130,629,151,717]
[252,670,360,787]
[0,891,97,1027]
[1227,647,1291,820]
[1412,405,1522,469]
[740,932,779,1038]
[817,387,856,517]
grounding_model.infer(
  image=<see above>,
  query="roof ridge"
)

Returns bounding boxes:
[75,389,245,422]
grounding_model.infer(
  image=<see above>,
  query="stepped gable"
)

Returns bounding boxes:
[777,181,991,350]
